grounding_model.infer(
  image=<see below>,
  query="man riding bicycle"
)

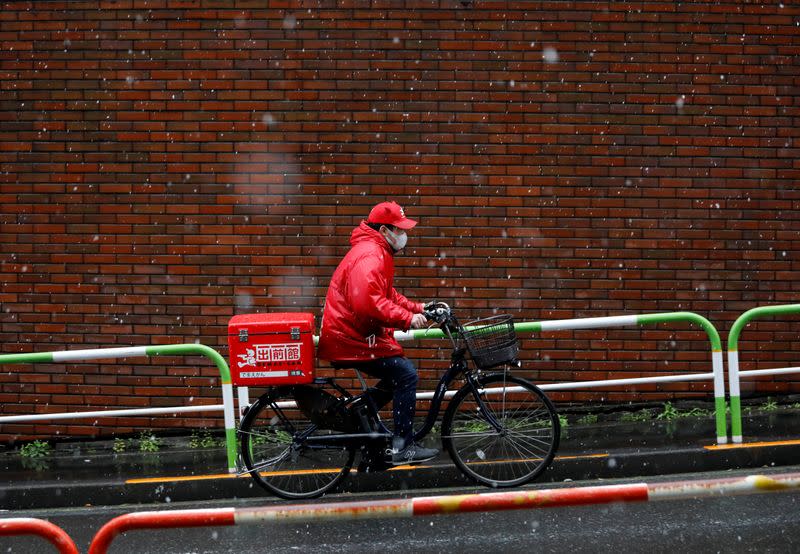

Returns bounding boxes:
[317,201,439,465]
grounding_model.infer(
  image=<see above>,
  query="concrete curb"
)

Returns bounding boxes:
[3,441,800,510]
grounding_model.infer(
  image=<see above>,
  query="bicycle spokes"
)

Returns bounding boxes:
[238,389,355,499]
[442,374,560,487]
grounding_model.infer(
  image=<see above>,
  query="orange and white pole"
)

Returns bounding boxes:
[0,518,79,554]
[88,508,236,554]
[89,472,800,554]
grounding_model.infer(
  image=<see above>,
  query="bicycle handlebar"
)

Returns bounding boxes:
[423,301,452,324]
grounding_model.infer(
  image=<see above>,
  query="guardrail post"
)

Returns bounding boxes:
[144,344,237,473]
[0,343,239,473]
[728,304,800,443]
[637,313,726,444]
[0,518,79,554]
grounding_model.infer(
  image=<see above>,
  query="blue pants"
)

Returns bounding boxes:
[352,356,418,447]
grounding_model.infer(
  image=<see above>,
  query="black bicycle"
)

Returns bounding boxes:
[237,302,560,499]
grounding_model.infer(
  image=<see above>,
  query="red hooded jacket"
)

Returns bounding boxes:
[317,222,423,362]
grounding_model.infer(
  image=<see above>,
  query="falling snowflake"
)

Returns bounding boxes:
[542,47,559,63]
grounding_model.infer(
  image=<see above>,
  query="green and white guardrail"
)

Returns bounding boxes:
[0,310,734,476]
[728,303,800,443]
[396,311,727,444]
[0,344,239,473]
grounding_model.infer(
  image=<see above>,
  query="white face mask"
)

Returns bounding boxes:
[382,227,408,252]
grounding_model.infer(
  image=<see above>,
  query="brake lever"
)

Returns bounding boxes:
[422,320,439,336]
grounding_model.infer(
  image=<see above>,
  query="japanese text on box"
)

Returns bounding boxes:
[238,343,301,368]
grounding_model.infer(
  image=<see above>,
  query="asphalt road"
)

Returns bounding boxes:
[3,467,800,553]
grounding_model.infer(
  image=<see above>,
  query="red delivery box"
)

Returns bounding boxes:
[228,312,315,386]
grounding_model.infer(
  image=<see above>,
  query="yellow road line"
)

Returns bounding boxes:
[705,438,800,450]
[125,452,609,485]
[556,452,609,461]
[127,473,243,484]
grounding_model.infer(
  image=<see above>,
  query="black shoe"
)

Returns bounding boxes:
[390,442,439,465]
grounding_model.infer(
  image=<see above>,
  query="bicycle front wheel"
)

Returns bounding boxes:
[442,373,559,488]
[239,387,355,500]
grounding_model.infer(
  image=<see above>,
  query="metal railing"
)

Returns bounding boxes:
[399,312,727,444]
[86,471,800,554]
[0,310,738,479]
[727,304,800,443]
[0,518,78,554]
[0,344,239,473]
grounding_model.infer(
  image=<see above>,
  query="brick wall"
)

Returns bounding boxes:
[1,1,799,441]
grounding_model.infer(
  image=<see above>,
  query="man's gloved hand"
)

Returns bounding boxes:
[422,301,451,323]
[410,313,428,329]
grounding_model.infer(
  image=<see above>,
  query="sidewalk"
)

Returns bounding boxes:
[3,407,800,510]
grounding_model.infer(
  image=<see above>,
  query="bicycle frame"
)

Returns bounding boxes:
[302,349,503,450]
[413,353,472,442]
[411,313,508,441]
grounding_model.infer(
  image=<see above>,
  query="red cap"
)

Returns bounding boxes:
[367,201,417,230]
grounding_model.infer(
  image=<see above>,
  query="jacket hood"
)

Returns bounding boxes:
[350,221,393,254]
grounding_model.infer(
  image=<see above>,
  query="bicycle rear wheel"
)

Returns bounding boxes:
[442,372,559,488]
[239,386,355,500]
